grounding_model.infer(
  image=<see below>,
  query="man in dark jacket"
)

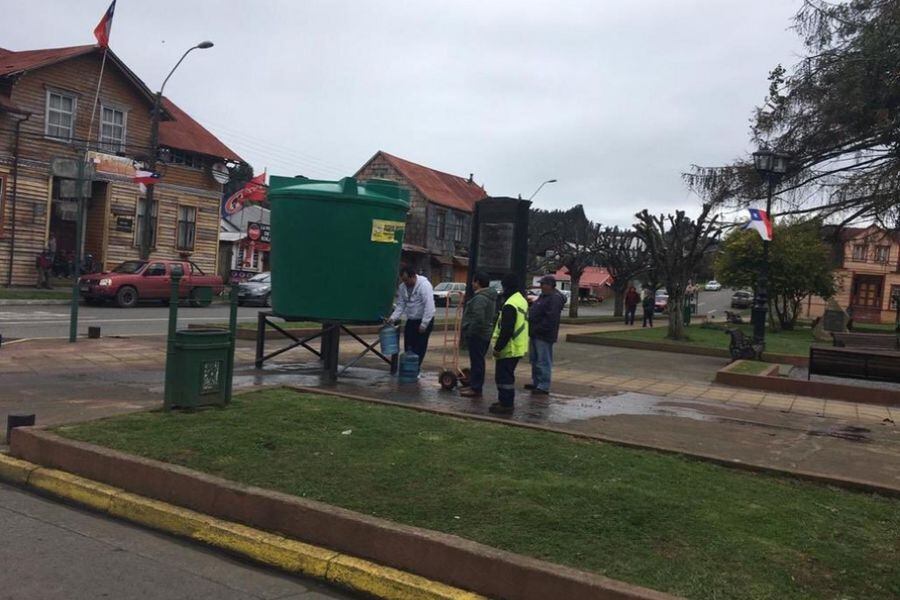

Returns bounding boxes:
[459,271,497,398]
[526,275,566,395]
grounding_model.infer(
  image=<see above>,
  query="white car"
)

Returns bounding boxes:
[433,281,466,307]
[705,280,722,291]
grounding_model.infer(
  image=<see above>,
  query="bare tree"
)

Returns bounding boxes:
[634,205,722,340]
[595,227,651,317]
[540,207,602,318]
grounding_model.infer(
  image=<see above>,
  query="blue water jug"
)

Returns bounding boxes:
[397,352,420,383]
[379,324,400,356]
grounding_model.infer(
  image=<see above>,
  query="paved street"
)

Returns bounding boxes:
[0,289,739,340]
[0,304,264,340]
[0,483,355,600]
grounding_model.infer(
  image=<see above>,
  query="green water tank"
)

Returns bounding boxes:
[268,176,410,323]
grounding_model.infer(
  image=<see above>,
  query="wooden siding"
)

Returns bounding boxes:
[0,49,227,285]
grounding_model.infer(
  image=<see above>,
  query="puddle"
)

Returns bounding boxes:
[528,392,716,424]
[808,425,871,442]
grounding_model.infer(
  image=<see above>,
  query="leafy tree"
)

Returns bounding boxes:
[634,205,722,340]
[686,0,900,229]
[594,227,651,317]
[716,219,836,330]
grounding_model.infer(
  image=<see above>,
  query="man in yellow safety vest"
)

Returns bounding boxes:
[489,273,529,415]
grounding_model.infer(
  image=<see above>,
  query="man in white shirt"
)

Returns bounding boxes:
[388,265,436,365]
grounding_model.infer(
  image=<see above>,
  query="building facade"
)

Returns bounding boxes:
[804,225,900,324]
[355,151,487,284]
[219,204,270,282]
[0,45,241,286]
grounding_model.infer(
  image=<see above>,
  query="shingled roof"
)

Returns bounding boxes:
[360,151,487,213]
[0,44,242,162]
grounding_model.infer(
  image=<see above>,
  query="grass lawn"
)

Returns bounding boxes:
[0,288,72,300]
[727,360,773,375]
[595,323,815,356]
[56,390,899,600]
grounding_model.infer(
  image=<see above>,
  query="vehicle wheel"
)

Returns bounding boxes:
[115,286,138,308]
[439,370,458,391]
[189,288,212,308]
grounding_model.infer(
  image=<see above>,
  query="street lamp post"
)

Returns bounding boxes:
[140,41,214,259]
[751,148,789,347]
[527,179,557,201]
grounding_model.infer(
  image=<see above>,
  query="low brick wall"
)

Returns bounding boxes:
[715,368,900,407]
[9,428,676,600]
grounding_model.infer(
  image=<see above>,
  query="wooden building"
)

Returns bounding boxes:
[0,44,242,286]
[803,225,900,325]
[355,151,487,285]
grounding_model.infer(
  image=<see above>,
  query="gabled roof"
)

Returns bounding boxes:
[357,151,487,213]
[0,44,242,163]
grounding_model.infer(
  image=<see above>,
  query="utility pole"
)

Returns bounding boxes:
[69,148,88,343]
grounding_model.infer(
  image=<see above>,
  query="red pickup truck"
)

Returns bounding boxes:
[79,259,224,308]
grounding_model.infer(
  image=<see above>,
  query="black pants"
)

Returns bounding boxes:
[404,319,434,365]
[642,309,654,327]
[625,306,637,325]
[466,335,489,393]
[495,357,520,407]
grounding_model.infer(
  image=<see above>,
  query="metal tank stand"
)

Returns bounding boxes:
[254,312,398,383]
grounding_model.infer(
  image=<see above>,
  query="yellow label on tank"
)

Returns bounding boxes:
[371,219,405,243]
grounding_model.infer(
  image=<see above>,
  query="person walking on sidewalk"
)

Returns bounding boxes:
[388,265,436,365]
[642,289,655,328]
[489,273,529,415]
[525,275,566,396]
[35,248,53,289]
[459,271,497,398]
[624,285,640,325]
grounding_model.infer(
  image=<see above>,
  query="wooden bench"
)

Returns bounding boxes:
[809,345,900,383]
[725,328,762,361]
[832,331,899,350]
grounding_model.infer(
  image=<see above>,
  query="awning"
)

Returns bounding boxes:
[402,243,428,254]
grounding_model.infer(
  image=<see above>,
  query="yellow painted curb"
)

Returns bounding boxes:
[0,453,37,484]
[0,454,487,600]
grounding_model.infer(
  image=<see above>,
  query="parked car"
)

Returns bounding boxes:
[705,280,722,291]
[730,290,753,309]
[238,272,271,307]
[654,290,669,313]
[78,259,224,308]
[433,281,466,307]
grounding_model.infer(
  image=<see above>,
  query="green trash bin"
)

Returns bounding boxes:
[166,328,232,409]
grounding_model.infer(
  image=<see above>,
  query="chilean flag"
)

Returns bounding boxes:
[743,208,773,241]
[93,1,116,48]
[133,169,160,194]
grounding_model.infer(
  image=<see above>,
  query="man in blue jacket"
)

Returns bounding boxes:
[526,275,567,395]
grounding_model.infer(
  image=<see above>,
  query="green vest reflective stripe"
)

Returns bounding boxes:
[492,292,529,359]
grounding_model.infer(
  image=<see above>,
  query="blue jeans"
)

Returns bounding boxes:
[529,338,554,392]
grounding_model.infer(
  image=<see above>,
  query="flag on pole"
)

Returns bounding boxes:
[743,208,773,241]
[222,171,267,217]
[133,169,160,194]
[93,0,116,48]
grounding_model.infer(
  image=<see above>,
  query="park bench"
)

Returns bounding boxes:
[832,331,899,350]
[808,345,900,383]
[725,328,762,361]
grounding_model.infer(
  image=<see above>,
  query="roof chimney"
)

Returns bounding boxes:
[468,173,474,183]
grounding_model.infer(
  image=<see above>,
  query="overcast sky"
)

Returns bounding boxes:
[8,0,802,226]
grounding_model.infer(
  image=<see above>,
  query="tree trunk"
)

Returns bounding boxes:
[613,288,625,317]
[667,293,685,340]
[568,275,580,318]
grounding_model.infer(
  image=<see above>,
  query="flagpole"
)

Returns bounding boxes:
[88,47,109,150]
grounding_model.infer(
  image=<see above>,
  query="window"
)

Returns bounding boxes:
[46,91,76,140]
[176,205,197,250]
[453,213,465,243]
[145,263,166,276]
[0,175,6,236]
[874,245,890,264]
[852,244,868,261]
[135,198,158,248]
[99,105,126,153]
[170,263,184,278]
[163,149,203,169]
[435,210,446,240]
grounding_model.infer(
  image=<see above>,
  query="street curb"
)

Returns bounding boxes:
[0,299,71,306]
[0,453,486,600]
[8,428,680,600]
[285,386,900,499]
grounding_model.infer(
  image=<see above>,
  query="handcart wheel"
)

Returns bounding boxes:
[439,370,458,391]
[459,368,471,386]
